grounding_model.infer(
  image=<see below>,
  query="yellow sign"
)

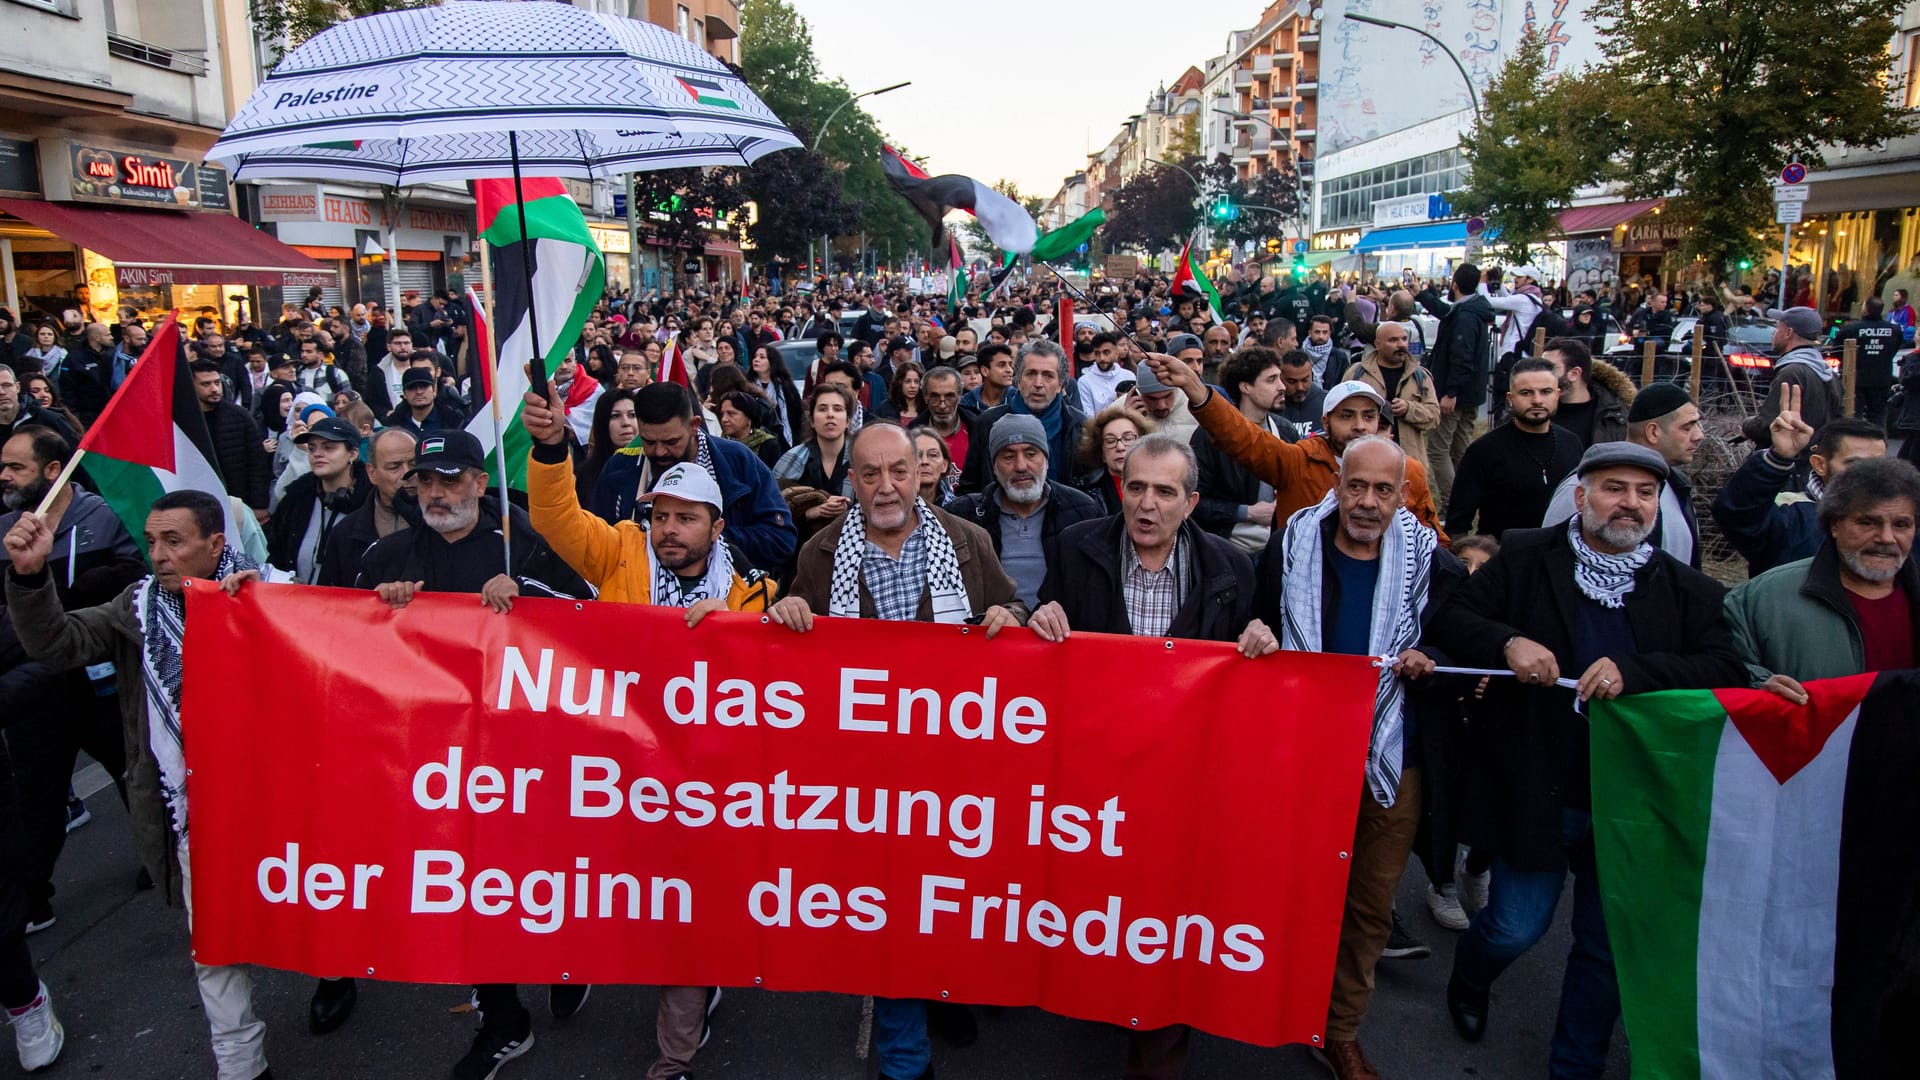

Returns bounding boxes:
[588,223,632,255]
[1313,229,1361,252]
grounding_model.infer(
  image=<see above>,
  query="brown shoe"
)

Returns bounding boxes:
[1318,1038,1381,1080]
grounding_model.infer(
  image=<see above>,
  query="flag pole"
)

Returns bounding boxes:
[33,308,181,516]
[1038,262,1147,351]
[477,239,513,574]
[509,131,549,406]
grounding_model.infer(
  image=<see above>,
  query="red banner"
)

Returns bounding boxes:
[180,583,1375,1048]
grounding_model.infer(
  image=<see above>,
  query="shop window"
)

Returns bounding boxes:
[1905,31,1920,110]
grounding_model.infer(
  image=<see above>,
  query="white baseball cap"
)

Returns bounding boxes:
[638,462,724,515]
[1324,380,1387,416]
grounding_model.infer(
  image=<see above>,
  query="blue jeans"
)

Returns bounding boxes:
[1452,808,1619,1079]
[871,997,930,1079]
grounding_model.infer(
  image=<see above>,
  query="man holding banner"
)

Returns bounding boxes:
[770,420,1027,1080]
[5,490,270,1080]
[1426,442,1744,1077]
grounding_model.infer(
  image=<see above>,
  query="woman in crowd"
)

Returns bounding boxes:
[747,344,803,445]
[585,343,617,387]
[1075,401,1154,515]
[1569,304,1609,358]
[260,384,298,483]
[873,360,925,426]
[771,383,855,546]
[577,387,639,503]
[913,428,955,508]
[717,390,787,469]
[22,372,84,435]
[22,324,65,379]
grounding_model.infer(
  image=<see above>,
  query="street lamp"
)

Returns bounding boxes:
[1342,13,1481,124]
[814,81,911,277]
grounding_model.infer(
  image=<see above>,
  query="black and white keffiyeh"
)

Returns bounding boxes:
[829,497,968,624]
[1569,516,1650,609]
[129,544,256,837]
[651,532,736,608]
[1278,491,1434,807]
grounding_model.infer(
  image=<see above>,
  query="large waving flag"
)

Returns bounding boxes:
[464,177,604,489]
[1591,671,1920,1080]
[1170,233,1223,322]
[76,312,243,558]
[881,144,1037,256]
[1027,208,1105,264]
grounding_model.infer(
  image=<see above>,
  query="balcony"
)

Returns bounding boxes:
[1251,134,1271,153]
[1253,54,1273,76]
[107,32,209,76]
[1299,32,1320,51]
[1234,68,1255,89]
[1296,80,1318,96]
[1232,140,1253,163]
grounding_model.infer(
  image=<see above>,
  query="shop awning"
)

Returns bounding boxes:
[1352,220,1470,253]
[1555,198,1665,236]
[0,198,336,288]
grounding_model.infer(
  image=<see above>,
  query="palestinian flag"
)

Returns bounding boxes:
[947,237,967,317]
[1591,671,1920,1080]
[1028,208,1106,264]
[658,337,692,389]
[464,176,604,489]
[1170,234,1222,321]
[881,144,1037,256]
[675,74,740,110]
[76,312,242,559]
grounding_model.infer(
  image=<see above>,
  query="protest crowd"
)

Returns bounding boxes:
[0,261,1916,1080]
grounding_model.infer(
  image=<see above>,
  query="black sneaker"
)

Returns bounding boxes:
[450,1023,534,1080]
[548,982,590,1020]
[698,987,722,1049]
[24,898,54,935]
[927,999,978,1047]
[1381,909,1432,960]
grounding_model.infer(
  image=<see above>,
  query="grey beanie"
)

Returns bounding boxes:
[989,414,1050,460]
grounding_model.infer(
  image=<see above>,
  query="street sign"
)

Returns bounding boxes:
[1775,201,1804,224]
[1772,184,1809,202]
[1781,162,1807,184]
[1292,239,1308,255]
[1465,216,1487,236]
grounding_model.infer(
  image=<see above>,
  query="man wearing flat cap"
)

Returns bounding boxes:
[1427,441,1744,1074]
[1541,381,1705,566]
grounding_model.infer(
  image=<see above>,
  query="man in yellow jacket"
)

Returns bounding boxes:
[521,389,775,617]
[518,388,771,1080]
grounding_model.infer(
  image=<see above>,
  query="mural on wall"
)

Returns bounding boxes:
[1565,237,1619,295]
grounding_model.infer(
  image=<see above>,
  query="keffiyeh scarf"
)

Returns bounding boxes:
[829,497,968,624]
[129,544,256,837]
[1569,516,1651,610]
[651,532,737,608]
[1278,491,1434,807]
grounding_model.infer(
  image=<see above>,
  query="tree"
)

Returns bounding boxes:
[1168,114,1201,161]
[1107,164,1200,253]
[247,1,433,67]
[742,124,861,265]
[1454,31,1618,265]
[629,167,748,257]
[1580,0,1915,269]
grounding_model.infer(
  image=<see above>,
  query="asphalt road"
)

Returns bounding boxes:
[9,782,1630,1080]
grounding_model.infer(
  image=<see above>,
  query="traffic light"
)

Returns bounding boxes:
[1209,197,1238,222]
[1737,258,1753,270]
[1292,253,1308,275]
[1265,237,1282,254]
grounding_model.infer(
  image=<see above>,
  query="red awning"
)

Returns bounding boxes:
[1556,198,1666,236]
[0,198,336,289]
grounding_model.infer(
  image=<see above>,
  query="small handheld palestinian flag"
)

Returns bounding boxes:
[947,237,967,317]
[658,337,692,389]
[71,312,245,560]
[881,144,1037,257]
[1170,233,1223,322]
[1591,671,1920,1080]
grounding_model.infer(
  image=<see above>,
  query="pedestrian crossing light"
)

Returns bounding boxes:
[1292,254,1308,274]
[1210,197,1237,222]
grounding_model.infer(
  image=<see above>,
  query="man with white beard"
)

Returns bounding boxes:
[945,414,1102,609]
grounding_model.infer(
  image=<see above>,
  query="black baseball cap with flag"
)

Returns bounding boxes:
[407,430,486,478]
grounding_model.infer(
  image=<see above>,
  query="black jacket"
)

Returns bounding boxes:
[944,481,1103,598]
[267,466,371,578]
[1044,514,1254,643]
[386,400,469,436]
[1075,469,1123,516]
[1417,290,1496,403]
[201,401,271,511]
[319,493,420,588]
[1191,421,1269,540]
[958,399,1087,495]
[0,401,79,450]
[355,500,589,600]
[59,344,112,422]
[1710,448,1822,577]
[1426,525,1745,870]
[1834,317,1902,389]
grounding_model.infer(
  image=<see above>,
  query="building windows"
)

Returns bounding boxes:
[1319,148,1465,229]
[676,4,691,40]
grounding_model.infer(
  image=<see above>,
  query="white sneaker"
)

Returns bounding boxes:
[1427,884,1470,931]
[1459,868,1491,917]
[7,982,64,1072]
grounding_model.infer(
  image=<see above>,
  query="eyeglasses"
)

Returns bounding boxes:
[1102,432,1139,449]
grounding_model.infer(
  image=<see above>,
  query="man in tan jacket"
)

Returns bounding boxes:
[1342,321,1441,464]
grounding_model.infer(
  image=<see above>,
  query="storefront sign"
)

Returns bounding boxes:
[1625,220,1686,247]
[405,208,466,234]
[1312,229,1361,252]
[61,143,212,208]
[198,164,231,212]
[588,223,632,255]
[0,136,40,197]
[1371,193,1435,229]
[259,185,323,222]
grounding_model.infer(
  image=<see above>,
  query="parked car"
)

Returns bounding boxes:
[769,338,817,396]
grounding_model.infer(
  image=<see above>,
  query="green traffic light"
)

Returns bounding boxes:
[1738,259,1753,270]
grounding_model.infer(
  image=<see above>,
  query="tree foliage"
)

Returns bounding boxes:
[1455,31,1618,265]
[1578,0,1915,268]
[742,122,861,262]
[1195,155,1309,246]
[740,0,926,267]
[1107,160,1201,253]
[247,0,434,67]
[629,167,748,257]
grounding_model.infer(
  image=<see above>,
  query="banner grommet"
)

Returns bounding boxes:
[1338,851,1349,860]
[560,972,571,981]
